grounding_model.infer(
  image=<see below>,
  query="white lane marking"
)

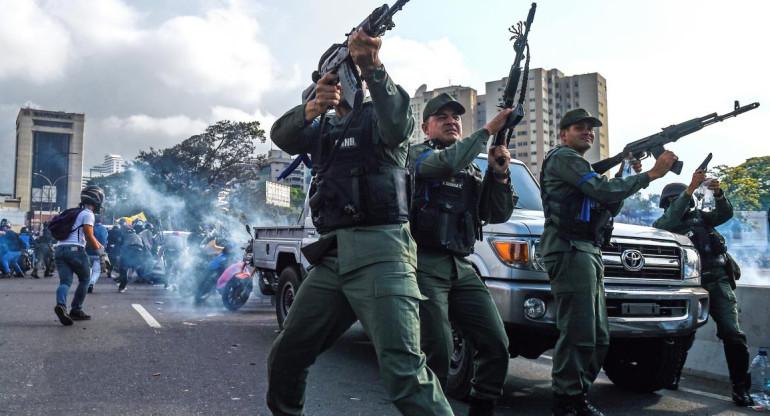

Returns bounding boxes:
[539,353,733,403]
[132,304,162,328]
[677,387,731,402]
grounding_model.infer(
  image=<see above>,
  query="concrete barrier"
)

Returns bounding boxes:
[684,284,770,381]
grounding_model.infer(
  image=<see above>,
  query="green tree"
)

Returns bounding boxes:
[712,156,770,210]
[93,120,267,228]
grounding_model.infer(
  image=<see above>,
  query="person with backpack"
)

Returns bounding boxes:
[51,185,109,326]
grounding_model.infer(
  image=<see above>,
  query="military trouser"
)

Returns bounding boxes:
[702,267,750,385]
[544,249,609,398]
[266,249,454,416]
[417,268,509,400]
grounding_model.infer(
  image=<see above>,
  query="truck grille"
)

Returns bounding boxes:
[602,241,682,281]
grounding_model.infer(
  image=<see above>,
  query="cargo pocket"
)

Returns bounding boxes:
[371,272,427,353]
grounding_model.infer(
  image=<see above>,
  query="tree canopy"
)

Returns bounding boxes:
[712,156,770,211]
[90,120,267,228]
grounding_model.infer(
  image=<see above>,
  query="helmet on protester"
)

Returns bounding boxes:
[659,183,687,209]
[144,223,154,231]
[81,185,105,211]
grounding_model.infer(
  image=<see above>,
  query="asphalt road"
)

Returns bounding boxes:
[0,273,763,416]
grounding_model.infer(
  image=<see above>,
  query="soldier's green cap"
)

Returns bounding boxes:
[423,93,466,122]
[559,108,602,129]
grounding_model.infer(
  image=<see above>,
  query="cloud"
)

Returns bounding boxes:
[43,0,142,50]
[0,1,71,82]
[380,36,473,96]
[145,4,295,105]
[103,114,208,138]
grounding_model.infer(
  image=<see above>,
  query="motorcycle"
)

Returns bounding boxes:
[193,236,235,305]
[217,224,255,311]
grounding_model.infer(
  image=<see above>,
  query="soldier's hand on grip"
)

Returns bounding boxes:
[488,145,511,176]
[305,73,341,121]
[647,150,678,181]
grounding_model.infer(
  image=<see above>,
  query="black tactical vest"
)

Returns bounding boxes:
[307,104,409,234]
[410,142,482,256]
[682,210,728,268]
[541,147,614,247]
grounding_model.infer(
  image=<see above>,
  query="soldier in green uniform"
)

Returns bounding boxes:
[541,108,678,416]
[652,170,754,406]
[409,93,516,416]
[266,29,454,416]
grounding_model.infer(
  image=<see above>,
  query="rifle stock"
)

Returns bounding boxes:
[591,101,759,175]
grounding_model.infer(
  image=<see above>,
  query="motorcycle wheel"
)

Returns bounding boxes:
[195,274,217,304]
[222,278,253,311]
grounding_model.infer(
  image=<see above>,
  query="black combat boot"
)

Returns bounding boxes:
[467,396,495,416]
[724,343,754,406]
[552,393,606,416]
[31,268,39,278]
[665,351,688,390]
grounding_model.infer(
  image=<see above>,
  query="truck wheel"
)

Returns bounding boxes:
[276,266,301,330]
[446,324,474,400]
[603,335,691,392]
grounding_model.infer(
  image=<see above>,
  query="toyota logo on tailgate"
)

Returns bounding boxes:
[621,249,645,271]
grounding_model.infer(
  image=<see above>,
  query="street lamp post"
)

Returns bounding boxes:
[31,151,77,230]
[32,172,70,230]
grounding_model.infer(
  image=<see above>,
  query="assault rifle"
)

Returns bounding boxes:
[301,0,409,110]
[492,2,536,166]
[592,101,759,175]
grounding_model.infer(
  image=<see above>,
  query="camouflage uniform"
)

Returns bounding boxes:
[266,68,453,416]
[541,145,651,404]
[653,190,751,396]
[409,124,514,405]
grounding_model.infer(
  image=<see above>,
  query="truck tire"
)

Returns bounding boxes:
[603,335,691,392]
[276,266,301,330]
[446,324,474,400]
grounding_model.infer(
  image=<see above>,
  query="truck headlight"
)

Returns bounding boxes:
[682,247,700,280]
[489,237,545,271]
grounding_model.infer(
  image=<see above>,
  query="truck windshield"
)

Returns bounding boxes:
[475,157,543,211]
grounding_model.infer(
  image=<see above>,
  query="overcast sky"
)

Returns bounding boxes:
[1,0,768,196]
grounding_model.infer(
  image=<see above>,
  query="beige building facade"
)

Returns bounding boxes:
[478,68,608,177]
[14,108,85,224]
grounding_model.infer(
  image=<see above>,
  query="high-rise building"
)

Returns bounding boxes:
[14,108,85,223]
[478,68,608,176]
[258,149,307,191]
[409,84,478,145]
[83,154,126,187]
[101,154,126,174]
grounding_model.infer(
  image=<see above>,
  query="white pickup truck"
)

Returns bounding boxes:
[250,155,709,396]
